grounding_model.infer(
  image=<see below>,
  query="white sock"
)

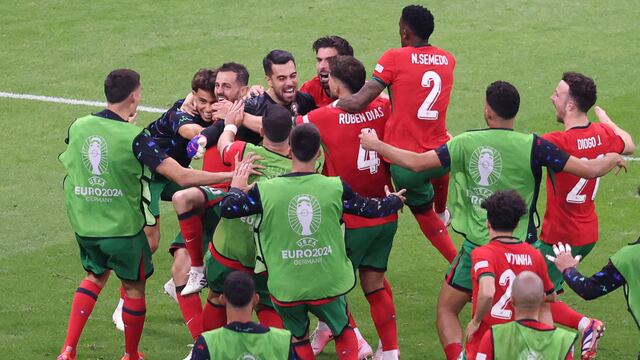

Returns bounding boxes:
[191,265,205,272]
[353,327,364,341]
[578,317,591,332]
[316,321,330,332]
[382,349,399,360]
[117,298,124,308]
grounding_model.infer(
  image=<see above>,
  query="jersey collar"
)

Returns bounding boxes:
[93,109,126,123]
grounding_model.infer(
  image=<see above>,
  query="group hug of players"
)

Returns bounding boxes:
[56,4,639,360]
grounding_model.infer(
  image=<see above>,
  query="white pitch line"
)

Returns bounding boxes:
[623,156,640,161]
[0,91,166,113]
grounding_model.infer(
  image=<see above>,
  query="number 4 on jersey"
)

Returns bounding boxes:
[357,145,380,174]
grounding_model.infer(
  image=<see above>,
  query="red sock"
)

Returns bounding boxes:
[347,311,357,328]
[550,300,584,329]
[383,277,394,301]
[62,279,102,357]
[122,296,146,360]
[432,174,450,214]
[366,288,398,351]
[257,307,284,328]
[176,290,203,339]
[178,211,204,267]
[335,326,358,360]
[120,285,125,299]
[202,300,226,331]
[444,342,463,360]
[412,208,457,263]
[293,340,315,360]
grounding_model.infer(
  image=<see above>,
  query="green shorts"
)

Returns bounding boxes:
[169,204,220,255]
[345,221,397,271]
[390,164,448,208]
[75,230,154,281]
[535,240,596,293]
[149,175,184,217]
[204,251,273,308]
[273,296,349,339]
[445,240,476,292]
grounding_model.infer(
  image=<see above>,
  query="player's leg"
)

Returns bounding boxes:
[201,251,232,331]
[431,173,451,226]
[58,236,111,360]
[274,303,314,360]
[254,273,284,328]
[390,165,456,263]
[173,187,208,295]
[172,246,204,340]
[311,297,358,360]
[437,242,474,360]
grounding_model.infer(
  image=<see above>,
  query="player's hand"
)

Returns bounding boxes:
[212,99,233,120]
[224,99,245,126]
[615,154,627,175]
[359,128,380,151]
[465,318,481,342]
[186,135,207,159]
[180,92,197,116]
[247,85,265,98]
[385,185,407,203]
[127,112,138,125]
[545,242,582,272]
[594,106,613,125]
[230,152,264,192]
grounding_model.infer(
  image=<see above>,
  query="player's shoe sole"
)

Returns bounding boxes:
[581,319,605,360]
[57,346,75,360]
[112,298,125,332]
[163,278,179,303]
[311,325,334,355]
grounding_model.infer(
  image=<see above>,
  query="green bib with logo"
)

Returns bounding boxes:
[610,240,640,331]
[203,326,291,360]
[492,321,577,360]
[212,144,294,268]
[256,174,355,302]
[59,114,154,237]
[447,129,538,245]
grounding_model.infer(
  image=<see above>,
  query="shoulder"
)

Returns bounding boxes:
[432,45,456,61]
[300,77,319,91]
[542,130,566,144]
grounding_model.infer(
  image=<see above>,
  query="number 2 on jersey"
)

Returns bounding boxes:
[357,145,380,174]
[490,269,516,320]
[417,71,442,120]
[566,155,604,204]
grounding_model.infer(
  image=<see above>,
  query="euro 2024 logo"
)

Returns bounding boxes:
[467,146,503,209]
[288,194,321,236]
[82,135,108,187]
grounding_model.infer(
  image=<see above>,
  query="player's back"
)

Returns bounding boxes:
[541,122,625,246]
[299,98,396,228]
[373,45,455,152]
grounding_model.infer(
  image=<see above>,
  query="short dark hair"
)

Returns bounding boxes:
[401,5,435,41]
[263,50,296,77]
[562,72,597,113]
[481,190,527,232]
[263,104,293,143]
[290,123,321,162]
[191,68,217,95]
[223,271,255,308]
[329,56,366,94]
[486,81,520,119]
[312,36,354,56]
[218,62,250,86]
[104,69,140,103]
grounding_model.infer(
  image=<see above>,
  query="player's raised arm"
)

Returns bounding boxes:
[217,100,245,156]
[562,152,626,179]
[594,106,636,155]
[336,79,385,112]
[359,128,442,172]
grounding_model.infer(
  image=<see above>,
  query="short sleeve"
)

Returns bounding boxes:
[471,247,496,281]
[372,49,396,86]
[222,141,247,167]
[435,144,451,168]
[133,131,169,172]
[296,115,305,125]
[602,125,625,154]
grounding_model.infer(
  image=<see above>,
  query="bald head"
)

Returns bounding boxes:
[512,271,545,311]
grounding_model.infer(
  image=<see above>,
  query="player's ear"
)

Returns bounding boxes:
[252,294,259,307]
[240,86,249,98]
[486,220,492,232]
[219,294,227,307]
[265,75,273,88]
[259,127,265,138]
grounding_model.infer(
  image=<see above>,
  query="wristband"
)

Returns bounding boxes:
[224,124,238,135]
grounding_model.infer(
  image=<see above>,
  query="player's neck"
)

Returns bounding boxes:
[106,104,133,122]
[266,88,289,106]
[562,112,589,130]
[337,88,353,100]
[291,158,317,173]
[515,308,539,322]
[488,229,518,242]
[263,140,290,156]
[226,307,253,324]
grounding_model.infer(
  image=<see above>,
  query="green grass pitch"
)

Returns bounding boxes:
[0,0,638,358]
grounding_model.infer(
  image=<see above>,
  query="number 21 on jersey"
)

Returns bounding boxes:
[566,154,604,204]
[417,71,442,121]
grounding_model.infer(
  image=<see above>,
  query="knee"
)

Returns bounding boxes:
[172,188,202,212]
[171,250,190,278]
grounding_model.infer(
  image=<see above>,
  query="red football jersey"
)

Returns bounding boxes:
[202,146,232,190]
[467,241,555,359]
[541,123,624,246]
[373,46,456,152]
[300,76,333,107]
[297,97,396,228]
